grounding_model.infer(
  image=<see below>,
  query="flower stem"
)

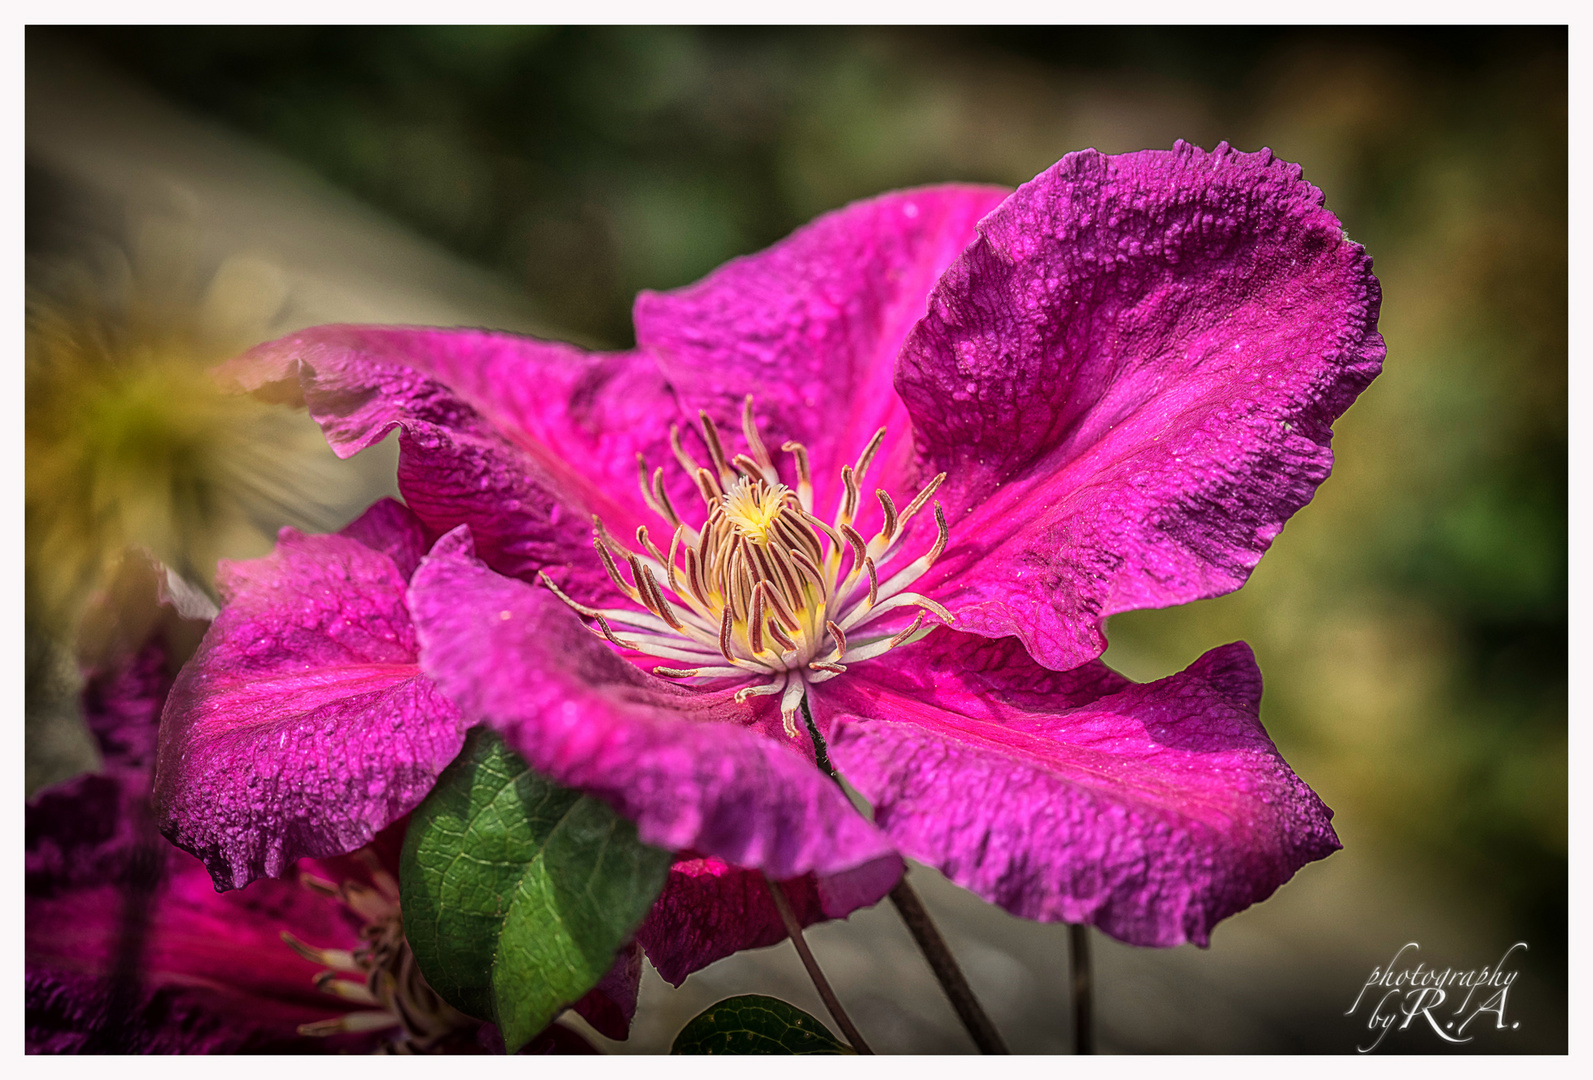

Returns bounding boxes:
[798,693,835,777]
[888,876,1011,1054]
[797,693,1009,1054]
[1069,923,1094,1054]
[764,874,874,1054]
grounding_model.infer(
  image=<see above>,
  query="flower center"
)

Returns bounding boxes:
[283,853,476,1053]
[721,476,793,545]
[543,396,950,735]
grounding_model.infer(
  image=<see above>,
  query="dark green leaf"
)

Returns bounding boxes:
[400,726,672,1052]
[671,995,852,1054]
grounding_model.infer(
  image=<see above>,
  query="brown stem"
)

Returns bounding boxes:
[764,874,874,1054]
[1069,923,1094,1054]
[796,695,1008,1054]
[889,876,1010,1054]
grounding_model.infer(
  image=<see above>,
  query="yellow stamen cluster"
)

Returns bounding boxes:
[543,395,951,735]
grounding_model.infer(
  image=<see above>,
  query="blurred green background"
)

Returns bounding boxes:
[26,26,1565,1053]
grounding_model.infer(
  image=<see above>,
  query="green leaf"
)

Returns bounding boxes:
[671,995,852,1054]
[399,726,672,1052]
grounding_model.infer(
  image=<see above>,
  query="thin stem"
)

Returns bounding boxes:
[798,693,835,777]
[797,693,1010,1055]
[764,874,874,1054]
[889,876,1010,1054]
[1069,923,1094,1054]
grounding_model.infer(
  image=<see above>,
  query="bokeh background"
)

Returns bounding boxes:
[25,26,1566,1053]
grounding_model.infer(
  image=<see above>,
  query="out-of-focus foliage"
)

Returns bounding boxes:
[23,210,388,791]
[1106,31,1568,969]
[50,26,1315,346]
[34,24,1566,1035]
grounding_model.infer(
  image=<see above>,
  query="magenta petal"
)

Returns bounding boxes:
[28,643,374,1054]
[635,185,1008,510]
[221,325,676,601]
[637,859,820,987]
[900,143,1384,671]
[27,643,176,899]
[816,632,1339,947]
[636,853,900,986]
[153,524,464,889]
[338,496,437,579]
[28,856,371,1053]
[78,639,171,776]
[408,528,898,881]
[571,941,642,1040]
[517,1022,602,1055]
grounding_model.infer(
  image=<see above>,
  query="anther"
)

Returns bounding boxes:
[782,440,814,511]
[591,613,642,650]
[767,619,797,652]
[650,467,684,531]
[694,466,723,503]
[282,932,360,973]
[629,557,683,630]
[854,427,886,481]
[764,550,805,615]
[899,471,947,527]
[315,974,381,1005]
[665,526,687,597]
[636,525,667,566]
[788,547,828,591]
[748,583,768,654]
[888,610,928,648]
[684,546,708,604]
[770,510,823,563]
[807,515,844,553]
[875,489,899,544]
[735,681,784,702]
[839,465,860,525]
[743,540,776,587]
[635,452,656,512]
[593,536,641,601]
[839,523,868,575]
[653,665,744,678]
[825,620,848,658]
[670,423,701,476]
[778,679,805,736]
[760,581,802,632]
[718,607,735,664]
[741,394,774,470]
[539,571,602,617]
[299,874,340,899]
[927,503,950,563]
[298,1012,400,1037]
[699,411,733,483]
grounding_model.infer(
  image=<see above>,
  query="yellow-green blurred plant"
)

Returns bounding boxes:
[25,216,353,651]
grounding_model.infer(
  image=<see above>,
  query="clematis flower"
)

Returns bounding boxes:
[153,494,890,984]
[156,142,1382,969]
[27,626,632,1053]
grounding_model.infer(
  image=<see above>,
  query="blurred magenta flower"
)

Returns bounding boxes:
[26,639,476,1053]
[28,631,628,1053]
[156,142,1382,954]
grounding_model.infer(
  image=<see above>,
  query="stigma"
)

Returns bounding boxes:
[543,395,950,736]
